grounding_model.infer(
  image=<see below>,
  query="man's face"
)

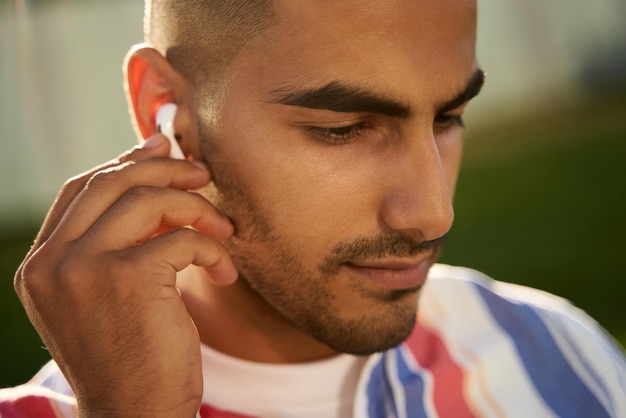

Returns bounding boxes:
[197,0,480,354]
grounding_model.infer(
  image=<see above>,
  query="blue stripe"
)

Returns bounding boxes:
[366,354,396,418]
[475,284,609,418]
[395,347,428,418]
[550,313,615,414]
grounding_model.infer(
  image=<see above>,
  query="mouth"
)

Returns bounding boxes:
[344,255,432,290]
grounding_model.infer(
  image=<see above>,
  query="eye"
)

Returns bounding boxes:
[434,114,465,131]
[305,122,369,145]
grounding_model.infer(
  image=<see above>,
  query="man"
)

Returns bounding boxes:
[1,0,624,417]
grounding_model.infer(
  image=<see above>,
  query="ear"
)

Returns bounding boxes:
[124,44,198,157]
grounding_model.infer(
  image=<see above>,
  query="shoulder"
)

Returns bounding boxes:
[398,264,626,417]
[0,361,76,418]
[421,263,624,359]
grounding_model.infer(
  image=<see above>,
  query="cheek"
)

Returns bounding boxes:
[212,129,378,260]
[252,147,370,232]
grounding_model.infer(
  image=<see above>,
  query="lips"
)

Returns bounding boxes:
[345,255,432,290]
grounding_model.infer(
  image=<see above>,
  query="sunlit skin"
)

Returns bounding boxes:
[176,0,482,363]
[11,0,483,414]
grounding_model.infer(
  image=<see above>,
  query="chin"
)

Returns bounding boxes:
[302,302,419,355]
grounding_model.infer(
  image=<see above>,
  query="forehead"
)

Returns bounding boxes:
[275,0,476,43]
[239,0,478,102]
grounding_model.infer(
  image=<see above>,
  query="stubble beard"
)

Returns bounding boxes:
[199,128,443,355]
[209,175,443,355]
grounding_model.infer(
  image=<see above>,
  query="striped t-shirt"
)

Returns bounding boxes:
[1,264,624,417]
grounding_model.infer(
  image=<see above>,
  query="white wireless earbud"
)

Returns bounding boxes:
[156,103,185,160]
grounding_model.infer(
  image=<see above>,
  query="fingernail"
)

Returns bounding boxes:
[142,135,165,149]
[191,160,209,170]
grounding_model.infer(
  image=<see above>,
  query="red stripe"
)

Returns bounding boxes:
[404,321,474,417]
[0,394,60,418]
[199,403,258,418]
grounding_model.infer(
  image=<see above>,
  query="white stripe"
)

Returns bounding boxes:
[399,344,439,418]
[537,307,626,417]
[55,401,77,418]
[422,265,558,418]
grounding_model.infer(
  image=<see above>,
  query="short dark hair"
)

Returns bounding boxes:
[145,0,275,90]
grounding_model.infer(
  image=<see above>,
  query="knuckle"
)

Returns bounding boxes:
[85,164,130,192]
[14,247,56,303]
[116,148,134,162]
[60,158,126,198]
[60,172,89,197]
[13,261,31,299]
[56,249,86,288]
[14,241,147,316]
[55,247,117,302]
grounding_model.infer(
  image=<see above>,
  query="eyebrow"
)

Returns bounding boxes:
[268,68,485,119]
[436,69,485,114]
[269,81,411,119]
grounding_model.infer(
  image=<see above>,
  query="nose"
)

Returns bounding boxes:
[379,131,455,242]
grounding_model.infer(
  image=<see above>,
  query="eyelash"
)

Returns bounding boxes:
[435,114,465,129]
[305,114,464,145]
[305,122,369,144]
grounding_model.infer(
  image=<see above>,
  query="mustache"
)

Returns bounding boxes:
[318,232,446,274]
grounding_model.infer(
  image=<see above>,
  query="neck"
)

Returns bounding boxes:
[178,265,338,363]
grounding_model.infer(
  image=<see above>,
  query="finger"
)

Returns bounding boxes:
[32,159,122,251]
[32,135,171,251]
[83,186,233,251]
[117,134,172,163]
[51,157,214,245]
[122,227,238,285]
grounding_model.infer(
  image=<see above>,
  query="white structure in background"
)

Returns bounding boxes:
[473,0,626,119]
[0,0,625,228]
[1,1,143,228]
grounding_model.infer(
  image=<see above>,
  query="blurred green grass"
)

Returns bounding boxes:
[1,102,624,388]
[0,228,51,387]
[440,100,626,347]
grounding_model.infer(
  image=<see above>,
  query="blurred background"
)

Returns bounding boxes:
[1,0,625,387]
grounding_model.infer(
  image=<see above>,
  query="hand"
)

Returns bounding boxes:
[14,134,237,418]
